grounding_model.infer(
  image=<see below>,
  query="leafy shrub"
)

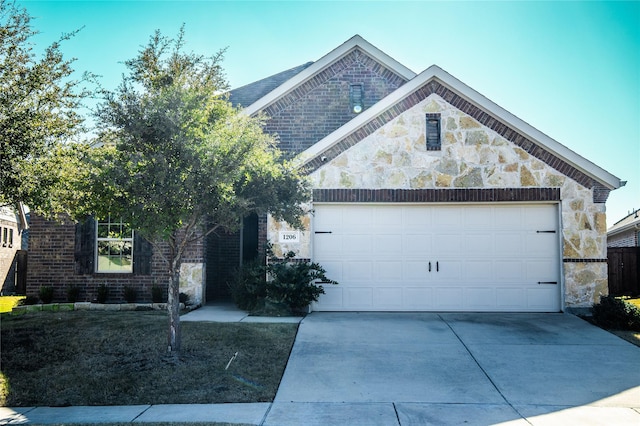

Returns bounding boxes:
[67,285,80,303]
[179,292,190,305]
[266,250,337,312]
[229,258,268,311]
[151,285,164,303]
[38,286,54,304]
[96,284,109,304]
[123,286,138,303]
[592,296,640,331]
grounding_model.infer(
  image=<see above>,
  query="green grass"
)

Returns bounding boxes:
[0,296,25,313]
[0,311,298,407]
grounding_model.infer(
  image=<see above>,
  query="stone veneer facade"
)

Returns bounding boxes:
[268,94,609,310]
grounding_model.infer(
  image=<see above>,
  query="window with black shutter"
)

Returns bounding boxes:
[74,216,152,275]
[426,113,441,151]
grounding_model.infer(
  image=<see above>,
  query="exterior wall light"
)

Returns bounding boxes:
[350,84,364,114]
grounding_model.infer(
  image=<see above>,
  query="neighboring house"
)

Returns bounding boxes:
[27,35,623,312]
[607,209,640,247]
[0,204,28,294]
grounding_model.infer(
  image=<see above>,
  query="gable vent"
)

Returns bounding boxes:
[426,113,441,151]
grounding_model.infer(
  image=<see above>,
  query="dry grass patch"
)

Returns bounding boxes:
[0,311,297,407]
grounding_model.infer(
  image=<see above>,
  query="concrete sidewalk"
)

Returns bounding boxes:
[2,309,640,425]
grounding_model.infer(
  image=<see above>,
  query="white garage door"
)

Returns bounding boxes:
[312,204,561,312]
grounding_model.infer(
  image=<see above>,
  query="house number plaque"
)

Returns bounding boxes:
[279,231,300,243]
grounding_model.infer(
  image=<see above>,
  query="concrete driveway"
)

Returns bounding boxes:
[266,313,640,425]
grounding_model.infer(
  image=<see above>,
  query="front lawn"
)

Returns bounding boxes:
[0,311,297,407]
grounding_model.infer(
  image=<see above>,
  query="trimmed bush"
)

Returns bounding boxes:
[96,284,109,304]
[38,286,54,304]
[592,296,640,331]
[67,285,80,303]
[123,286,138,303]
[151,285,164,303]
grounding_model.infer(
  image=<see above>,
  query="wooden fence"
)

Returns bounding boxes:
[607,247,639,296]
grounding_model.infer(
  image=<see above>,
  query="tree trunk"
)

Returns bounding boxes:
[167,265,181,353]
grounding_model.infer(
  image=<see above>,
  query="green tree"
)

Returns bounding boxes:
[0,0,89,209]
[90,29,309,353]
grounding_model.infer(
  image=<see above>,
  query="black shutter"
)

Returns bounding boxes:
[74,217,95,274]
[133,232,153,275]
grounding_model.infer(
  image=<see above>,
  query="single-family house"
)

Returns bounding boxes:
[0,203,28,294]
[607,209,640,248]
[26,35,623,312]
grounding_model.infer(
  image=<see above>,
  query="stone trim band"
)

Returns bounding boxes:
[313,188,561,203]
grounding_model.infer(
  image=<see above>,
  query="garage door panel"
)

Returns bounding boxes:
[464,261,493,281]
[313,203,560,312]
[465,288,496,309]
[345,288,373,308]
[314,235,342,258]
[404,261,430,281]
[404,234,431,255]
[374,234,402,253]
[321,261,344,282]
[433,234,463,255]
[375,261,402,280]
[374,288,403,308]
[343,234,373,252]
[343,261,373,281]
[404,288,434,308]
[436,288,464,309]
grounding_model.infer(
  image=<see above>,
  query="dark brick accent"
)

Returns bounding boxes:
[303,80,611,203]
[563,258,608,263]
[259,49,408,155]
[313,188,561,203]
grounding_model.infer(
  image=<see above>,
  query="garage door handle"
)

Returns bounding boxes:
[536,230,556,233]
[538,281,558,285]
[428,262,431,272]
[436,261,439,272]
[314,231,332,234]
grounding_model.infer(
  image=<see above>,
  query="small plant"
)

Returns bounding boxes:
[179,292,190,305]
[266,250,337,312]
[96,284,109,304]
[151,285,164,303]
[38,286,54,304]
[67,285,80,303]
[592,296,640,331]
[123,286,138,303]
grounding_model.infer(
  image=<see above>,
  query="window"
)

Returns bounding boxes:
[96,215,133,273]
[2,227,6,247]
[426,113,441,151]
[8,228,13,248]
[349,84,364,114]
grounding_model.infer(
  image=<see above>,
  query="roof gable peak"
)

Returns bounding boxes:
[243,35,416,116]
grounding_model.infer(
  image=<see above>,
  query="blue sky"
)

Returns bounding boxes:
[19,0,640,228]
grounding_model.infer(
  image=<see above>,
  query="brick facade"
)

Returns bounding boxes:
[26,214,205,303]
[608,230,639,248]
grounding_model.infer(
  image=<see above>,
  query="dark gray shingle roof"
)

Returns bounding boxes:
[228,62,314,108]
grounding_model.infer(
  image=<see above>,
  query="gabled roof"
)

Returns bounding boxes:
[299,64,623,192]
[229,62,314,108]
[243,35,417,116]
[608,208,640,236]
